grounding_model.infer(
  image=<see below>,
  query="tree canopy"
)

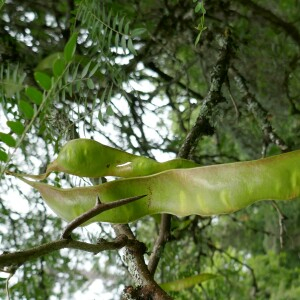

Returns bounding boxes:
[1,0,300,299]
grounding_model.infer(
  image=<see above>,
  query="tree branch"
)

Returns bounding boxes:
[271,201,288,249]
[237,0,300,46]
[1,195,146,273]
[113,223,172,299]
[207,240,259,297]
[230,66,288,153]
[0,235,128,270]
[178,29,234,158]
[145,61,204,100]
[61,194,147,238]
[147,29,235,278]
[148,214,171,275]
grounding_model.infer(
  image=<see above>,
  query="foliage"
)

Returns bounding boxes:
[1,0,300,299]
[194,0,207,46]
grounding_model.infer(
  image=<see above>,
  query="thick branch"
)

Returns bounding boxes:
[113,223,172,300]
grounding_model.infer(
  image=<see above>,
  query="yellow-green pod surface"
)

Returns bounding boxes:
[29,139,199,179]
[12,150,300,225]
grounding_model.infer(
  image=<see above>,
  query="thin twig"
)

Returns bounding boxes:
[207,240,259,296]
[271,201,288,248]
[61,194,147,238]
[225,76,240,120]
[0,235,129,269]
[6,272,14,300]
[148,214,171,275]
[230,66,288,152]
[237,0,300,46]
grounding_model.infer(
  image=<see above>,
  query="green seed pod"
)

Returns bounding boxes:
[21,138,199,180]
[10,149,300,225]
[47,138,142,178]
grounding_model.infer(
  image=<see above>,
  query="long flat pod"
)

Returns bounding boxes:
[10,150,300,225]
[20,139,199,180]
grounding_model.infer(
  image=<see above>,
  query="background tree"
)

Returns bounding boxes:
[1,0,300,299]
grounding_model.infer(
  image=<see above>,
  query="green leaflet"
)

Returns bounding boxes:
[8,149,300,225]
[64,32,78,62]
